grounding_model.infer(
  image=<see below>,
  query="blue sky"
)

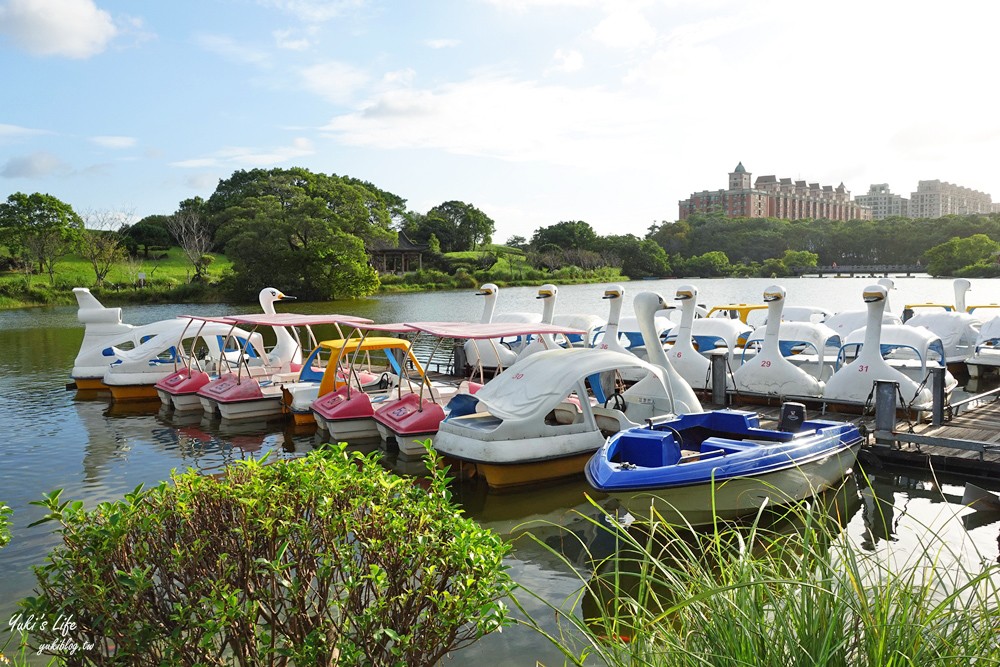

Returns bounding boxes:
[1,0,998,242]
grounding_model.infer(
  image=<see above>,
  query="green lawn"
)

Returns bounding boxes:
[0,248,233,307]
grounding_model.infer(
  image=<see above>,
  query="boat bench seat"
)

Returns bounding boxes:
[698,437,768,458]
[613,430,681,468]
[449,412,503,432]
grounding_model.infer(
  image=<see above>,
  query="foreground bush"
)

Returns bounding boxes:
[518,480,1000,666]
[0,502,10,548]
[20,446,511,665]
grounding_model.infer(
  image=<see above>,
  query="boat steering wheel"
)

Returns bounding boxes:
[378,373,391,390]
[604,392,626,411]
[662,425,684,448]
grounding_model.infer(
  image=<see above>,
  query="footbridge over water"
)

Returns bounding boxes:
[794,264,925,277]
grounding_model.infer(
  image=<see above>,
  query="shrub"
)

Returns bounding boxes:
[19,446,512,665]
[0,502,10,549]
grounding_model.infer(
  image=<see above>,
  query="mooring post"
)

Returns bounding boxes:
[930,366,945,426]
[710,350,728,407]
[874,380,898,446]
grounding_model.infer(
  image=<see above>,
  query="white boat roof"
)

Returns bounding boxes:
[405,321,586,340]
[779,306,833,323]
[115,320,255,359]
[844,324,945,359]
[745,321,840,349]
[473,348,664,421]
[977,317,1000,344]
[619,314,673,334]
[223,313,373,327]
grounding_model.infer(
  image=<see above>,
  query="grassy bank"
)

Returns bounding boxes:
[0,249,625,308]
[0,248,233,308]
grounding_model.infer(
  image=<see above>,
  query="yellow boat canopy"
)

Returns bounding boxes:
[317,336,425,394]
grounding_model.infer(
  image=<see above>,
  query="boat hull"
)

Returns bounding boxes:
[107,383,160,402]
[73,377,109,391]
[325,417,381,445]
[451,452,596,491]
[604,443,859,525]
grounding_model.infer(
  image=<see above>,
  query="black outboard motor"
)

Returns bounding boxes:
[778,401,806,432]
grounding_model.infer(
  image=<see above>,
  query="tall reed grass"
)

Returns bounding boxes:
[515,474,1000,666]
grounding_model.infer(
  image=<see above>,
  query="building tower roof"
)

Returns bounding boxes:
[733,161,746,173]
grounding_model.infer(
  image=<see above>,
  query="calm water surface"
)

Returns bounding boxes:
[2,276,1000,664]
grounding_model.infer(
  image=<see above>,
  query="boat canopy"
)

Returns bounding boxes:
[841,324,947,367]
[404,321,586,340]
[221,313,374,327]
[316,335,424,395]
[472,348,666,422]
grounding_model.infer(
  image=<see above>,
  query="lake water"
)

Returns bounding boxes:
[2,276,1000,664]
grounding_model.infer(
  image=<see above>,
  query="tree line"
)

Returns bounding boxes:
[3,167,1000,303]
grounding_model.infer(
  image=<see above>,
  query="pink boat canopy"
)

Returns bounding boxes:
[403,321,587,340]
[220,313,374,327]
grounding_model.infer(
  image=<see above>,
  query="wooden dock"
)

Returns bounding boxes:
[724,387,1000,481]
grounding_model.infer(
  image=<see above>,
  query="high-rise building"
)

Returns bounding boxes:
[908,180,993,218]
[855,184,909,220]
[678,163,872,221]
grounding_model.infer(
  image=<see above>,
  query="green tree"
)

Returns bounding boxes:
[418,201,495,252]
[0,192,81,285]
[530,220,598,251]
[221,185,380,300]
[780,249,819,274]
[924,234,1000,277]
[208,167,398,251]
[505,234,528,249]
[123,215,173,258]
[676,250,732,277]
[601,234,670,278]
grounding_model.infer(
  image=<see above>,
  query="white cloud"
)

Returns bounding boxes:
[170,137,315,169]
[589,5,657,50]
[425,38,460,49]
[0,0,117,58]
[0,123,49,139]
[483,0,597,12]
[274,28,313,51]
[299,61,370,104]
[1,151,71,178]
[90,135,137,149]
[196,34,271,67]
[257,0,366,23]
[184,173,221,191]
[548,48,583,73]
[321,76,658,167]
